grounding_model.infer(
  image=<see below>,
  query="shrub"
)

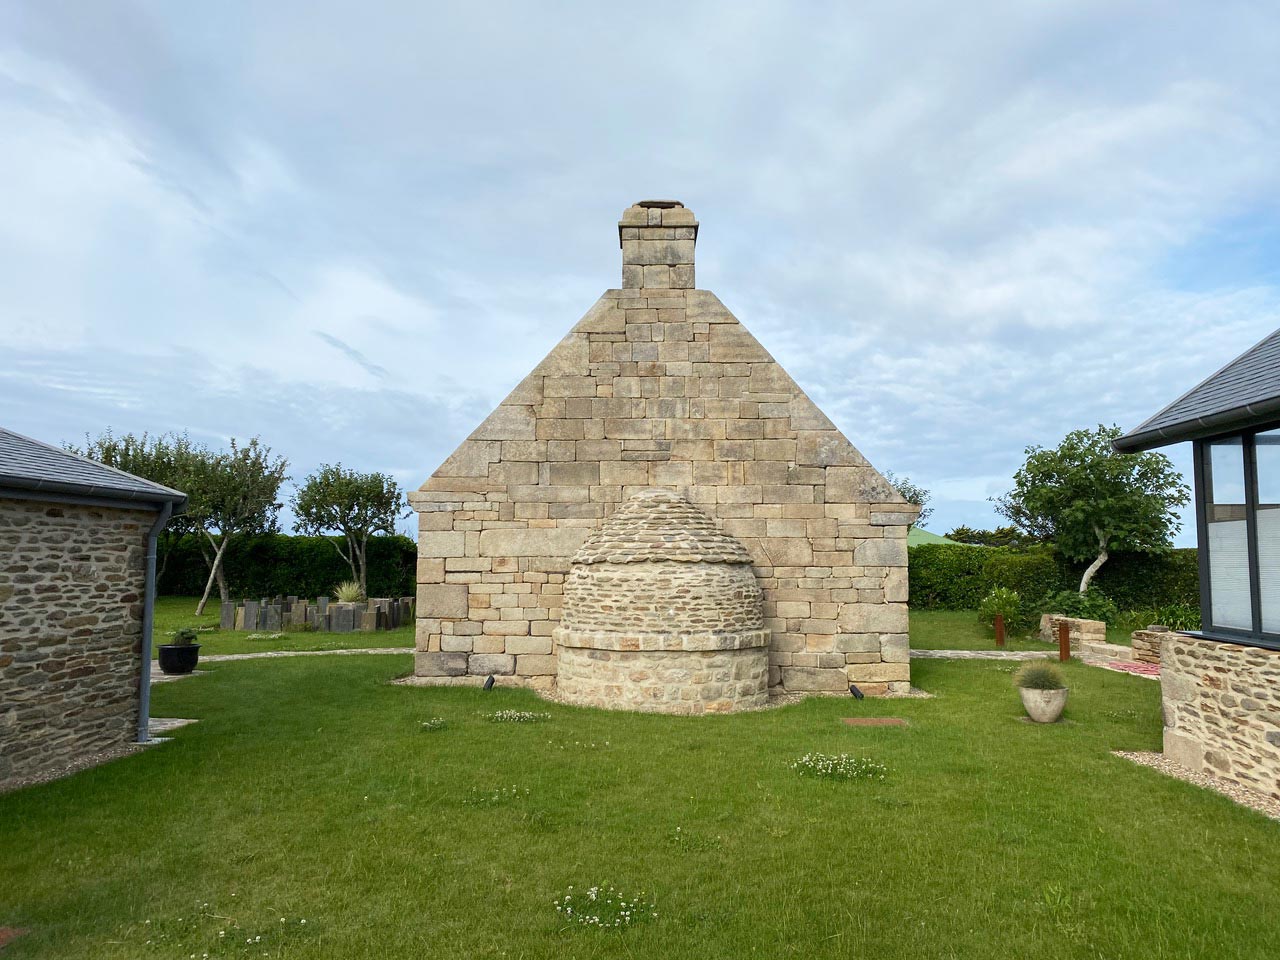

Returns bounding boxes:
[171,628,199,646]
[908,545,990,609]
[1040,588,1119,625]
[978,587,1023,629]
[1152,602,1202,631]
[333,580,365,603]
[156,533,417,599]
[1013,661,1066,690]
[982,549,1061,606]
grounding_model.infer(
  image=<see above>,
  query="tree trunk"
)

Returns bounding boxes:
[1078,527,1109,594]
[356,536,369,596]
[196,537,231,616]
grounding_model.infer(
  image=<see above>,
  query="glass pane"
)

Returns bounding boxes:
[1206,438,1252,630]
[1257,430,1280,634]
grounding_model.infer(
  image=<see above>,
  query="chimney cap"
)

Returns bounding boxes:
[636,199,684,209]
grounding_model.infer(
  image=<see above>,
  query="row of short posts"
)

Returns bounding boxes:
[219,596,415,633]
[992,613,1072,662]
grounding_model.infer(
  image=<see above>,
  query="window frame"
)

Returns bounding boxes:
[1194,420,1280,650]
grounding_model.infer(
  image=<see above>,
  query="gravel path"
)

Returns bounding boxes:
[199,647,410,662]
[1115,751,1280,821]
[911,649,1054,660]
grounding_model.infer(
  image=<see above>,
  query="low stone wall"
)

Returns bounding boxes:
[1039,614,1106,650]
[0,498,147,789]
[1162,636,1280,801]
[1131,627,1169,666]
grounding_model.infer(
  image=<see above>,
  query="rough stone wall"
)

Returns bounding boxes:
[1038,614,1106,650]
[0,498,148,788]
[1131,628,1167,666]
[556,645,768,715]
[411,285,915,695]
[1162,636,1280,800]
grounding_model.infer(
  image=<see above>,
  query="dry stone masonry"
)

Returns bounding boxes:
[0,499,146,788]
[555,488,769,713]
[410,201,917,705]
[1162,636,1280,801]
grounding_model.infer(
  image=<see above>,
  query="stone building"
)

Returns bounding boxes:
[1115,325,1280,799]
[0,428,185,789]
[410,201,917,705]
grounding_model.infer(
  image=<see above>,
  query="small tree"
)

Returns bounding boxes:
[945,524,1035,548]
[883,471,932,529]
[291,464,408,594]
[994,424,1190,594]
[71,430,198,577]
[190,438,290,614]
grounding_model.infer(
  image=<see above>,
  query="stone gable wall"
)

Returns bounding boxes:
[411,285,914,696]
[0,498,148,788]
[1162,636,1280,801]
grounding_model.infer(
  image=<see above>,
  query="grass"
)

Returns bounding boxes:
[152,595,413,656]
[3,654,1279,958]
[911,609,1139,650]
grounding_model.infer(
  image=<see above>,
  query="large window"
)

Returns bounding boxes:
[1197,426,1280,646]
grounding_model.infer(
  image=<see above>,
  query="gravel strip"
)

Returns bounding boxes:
[1115,751,1280,822]
[0,742,149,795]
[199,647,410,662]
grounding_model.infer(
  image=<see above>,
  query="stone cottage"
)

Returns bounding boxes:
[0,428,186,789]
[409,201,917,709]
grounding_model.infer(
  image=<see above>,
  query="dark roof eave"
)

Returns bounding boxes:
[0,474,188,509]
[1113,395,1280,453]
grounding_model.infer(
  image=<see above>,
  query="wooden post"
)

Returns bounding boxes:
[1057,619,1071,662]
[994,613,1006,648]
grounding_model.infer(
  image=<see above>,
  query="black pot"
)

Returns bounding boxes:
[158,643,201,675]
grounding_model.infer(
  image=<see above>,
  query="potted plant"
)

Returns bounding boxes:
[1013,661,1068,723]
[158,627,202,675]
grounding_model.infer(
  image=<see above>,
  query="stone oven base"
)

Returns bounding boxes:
[555,644,768,715]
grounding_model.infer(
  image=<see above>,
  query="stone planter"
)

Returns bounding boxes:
[1019,686,1068,723]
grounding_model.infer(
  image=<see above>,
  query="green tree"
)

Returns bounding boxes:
[71,430,198,577]
[944,524,1035,547]
[994,424,1190,594]
[883,470,932,529]
[189,438,290,614]
[291,464,408,594]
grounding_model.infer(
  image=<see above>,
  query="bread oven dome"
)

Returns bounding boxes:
[554,488,769,714]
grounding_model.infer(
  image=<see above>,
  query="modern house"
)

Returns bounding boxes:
[409,201,918,708]
[1115,328,1280,798]
[0,428,186,790]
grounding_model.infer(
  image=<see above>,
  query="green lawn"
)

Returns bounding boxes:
[2,654,1279,958]
[911,609,1136,650]
[153,595,413,656]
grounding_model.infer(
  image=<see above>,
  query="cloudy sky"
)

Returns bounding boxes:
[3,2,1279,543]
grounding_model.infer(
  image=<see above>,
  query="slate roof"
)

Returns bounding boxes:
[0,427,187,508]
[1114,328,1280,452]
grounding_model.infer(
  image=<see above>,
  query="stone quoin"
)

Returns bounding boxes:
[409,201,917,705]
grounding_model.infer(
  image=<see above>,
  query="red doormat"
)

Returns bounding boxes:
[841,717,908,727]
[0,928,30,951]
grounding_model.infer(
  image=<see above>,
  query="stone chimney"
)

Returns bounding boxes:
[618,200,698,289]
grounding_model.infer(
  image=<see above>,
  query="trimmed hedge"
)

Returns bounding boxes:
[156,533,417,599]
[908,544,1199,611]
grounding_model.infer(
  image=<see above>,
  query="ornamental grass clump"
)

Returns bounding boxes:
[791,753,887,781]
[554,884,657,929]
[1013,661,1066,690]
[332,580,365,603]
[485,710,551,723]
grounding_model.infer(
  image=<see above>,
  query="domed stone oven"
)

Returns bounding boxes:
[554,488,769,714]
